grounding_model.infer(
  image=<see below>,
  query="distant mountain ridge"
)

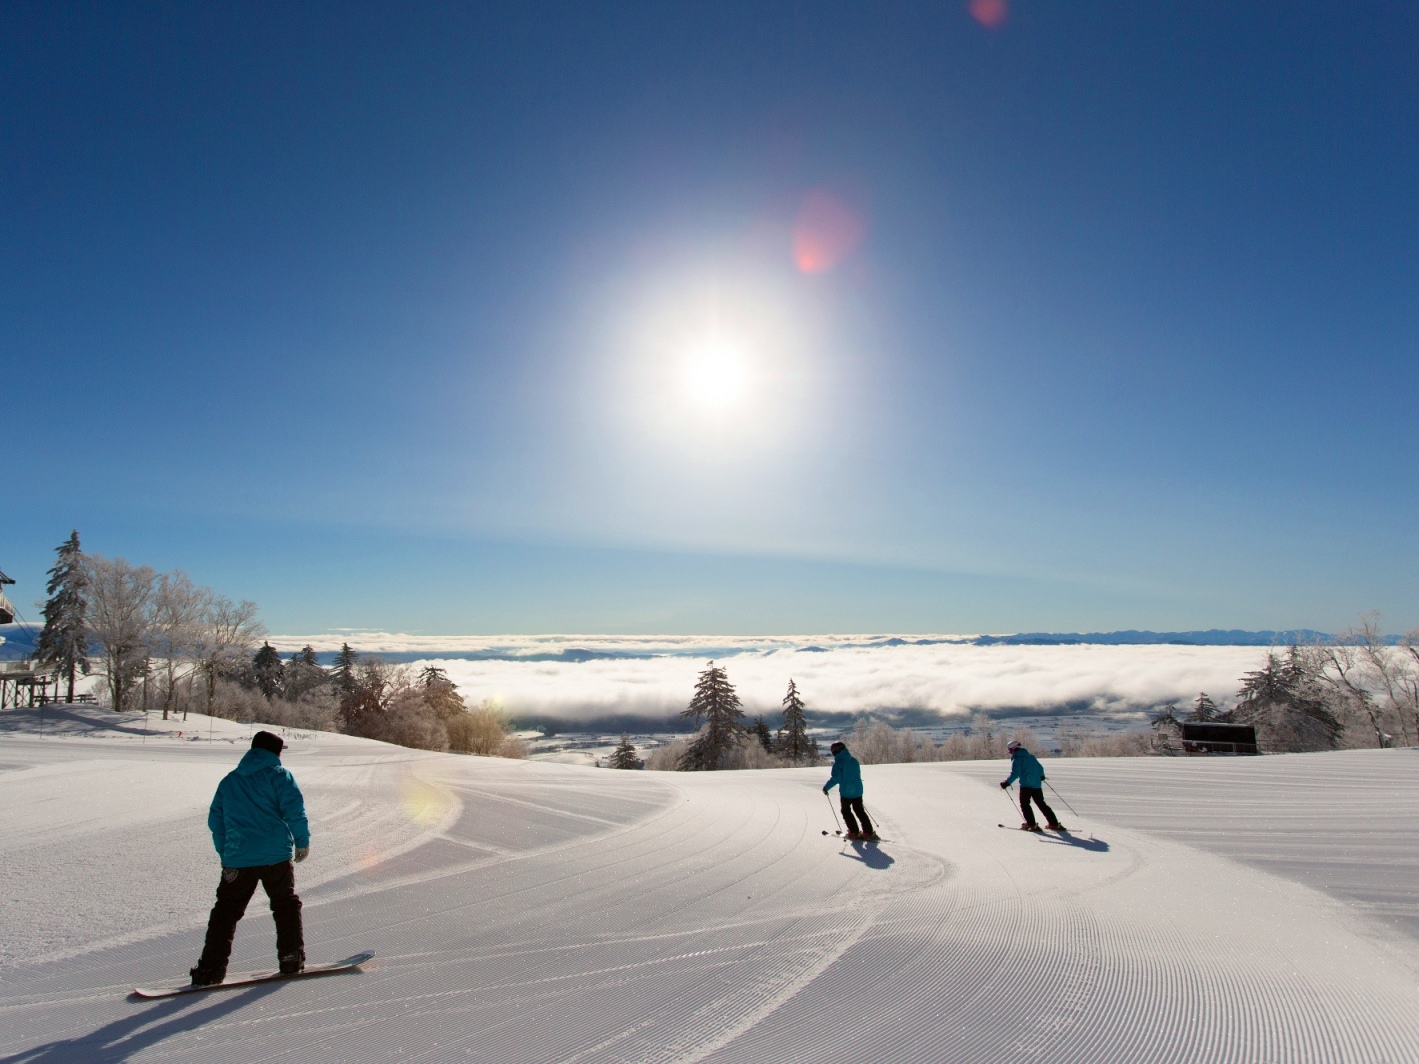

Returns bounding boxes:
[967,629,1335,647]
[0,624,1374,663]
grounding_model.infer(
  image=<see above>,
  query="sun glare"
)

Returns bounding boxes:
[682,338,749,413]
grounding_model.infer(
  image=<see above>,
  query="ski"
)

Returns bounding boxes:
[821,830,890,842]
[133,951,374,999]
[997,824,1070,833]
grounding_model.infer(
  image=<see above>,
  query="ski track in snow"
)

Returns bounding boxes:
[0,727,1416,1063]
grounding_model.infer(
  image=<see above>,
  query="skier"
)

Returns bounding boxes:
[1000,739,1063,831]
[823,740,878,841]
[190,731,310,986]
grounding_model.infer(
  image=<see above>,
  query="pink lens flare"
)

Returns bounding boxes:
[969,0,1008,29]
[793,189,866,274]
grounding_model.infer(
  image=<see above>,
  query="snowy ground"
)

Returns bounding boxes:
[0,708,1416,1062]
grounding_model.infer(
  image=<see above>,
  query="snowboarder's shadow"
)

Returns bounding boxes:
[841,840,895,870]
[0,983,282,1064]
[1036,832,1110,853]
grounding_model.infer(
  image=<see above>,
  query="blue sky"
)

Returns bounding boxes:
[3,2,1416,635]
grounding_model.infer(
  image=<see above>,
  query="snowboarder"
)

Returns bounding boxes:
[189,731,310,986]
[824,741,878,840]
[1000,739,1063,831]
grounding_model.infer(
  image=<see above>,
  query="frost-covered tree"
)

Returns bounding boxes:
[609,733,642,769]
[252,642,284,700]
[677,661,745,771]
[82,554,157,714]
[1189,692,1218,722]
[148,570,207,719]
[774,679,819,764]
[421,665,466,720]
[1311,616,1419,749]
[194,595,264,719]
[35,531,88,703]
[1231,647,1342,752]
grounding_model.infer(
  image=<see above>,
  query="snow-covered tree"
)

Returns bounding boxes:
[34,531,88,703]
[421,665,466,720]
[677,661,745,771]
[82,554,157,714]
[148,570,207,719]
[1189,692,1218,722]
[774,679,819,764]
[609,733,642,769]
[194,595,264,719]
[1231,647,1342,752]
[1311,616,1419,749]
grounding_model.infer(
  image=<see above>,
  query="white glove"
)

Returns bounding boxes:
[294,846,310,863]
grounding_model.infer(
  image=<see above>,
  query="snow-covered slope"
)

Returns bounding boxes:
[0,718,1415,1062]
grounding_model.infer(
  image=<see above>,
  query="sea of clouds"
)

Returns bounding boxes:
[266,633,1269,727]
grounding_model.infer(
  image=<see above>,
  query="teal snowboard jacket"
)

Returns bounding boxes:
[1004,747,1046,789]
[208,748,310,868]
[824,747,864,799]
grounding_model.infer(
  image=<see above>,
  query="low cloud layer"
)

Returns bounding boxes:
[270,633,1268,725]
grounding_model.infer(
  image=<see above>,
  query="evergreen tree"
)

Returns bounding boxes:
[283,646,327,700]
[1233,647,1342,751]
[331,643,359,694]
[609,733,642,769]
[251,642,284,699]
[1189,692,1218,722]
[677,661,745,771]
[35,531,88,703]
[774,679,819,764]
[420,665,465,720]
[752,715,773,752]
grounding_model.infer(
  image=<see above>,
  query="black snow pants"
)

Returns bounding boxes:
[1018,786,1058,828]
[841,796,875,836]
[196,861,303,974]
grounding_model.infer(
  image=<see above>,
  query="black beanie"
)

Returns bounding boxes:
[252,730,284,756]
[830,741,846,754]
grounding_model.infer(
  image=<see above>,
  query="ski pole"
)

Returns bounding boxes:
[1001,782,1022,821]
[825,792,844,835]
[1045,780,1082,822]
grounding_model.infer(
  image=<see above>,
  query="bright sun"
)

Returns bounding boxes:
[681,337,749,412]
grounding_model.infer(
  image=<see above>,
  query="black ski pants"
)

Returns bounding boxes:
[840,796,874,836]
[197,860,303,974]
[1018,786,1058,828]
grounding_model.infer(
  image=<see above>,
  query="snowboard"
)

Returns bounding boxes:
[133,951,374,999]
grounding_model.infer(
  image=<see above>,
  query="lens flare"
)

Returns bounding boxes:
[969,0,1008,29]
[402,777,454,828]
[793,189,866,274]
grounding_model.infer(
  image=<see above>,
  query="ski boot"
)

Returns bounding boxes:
[1046,822,1067,832]
[861,831,880,841]
[845,830,863,840]
[1020,823,1043,832]
[189,966,225,987]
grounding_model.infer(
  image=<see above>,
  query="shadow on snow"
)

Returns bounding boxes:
[840,840,896,869]
[0,984,284,1064]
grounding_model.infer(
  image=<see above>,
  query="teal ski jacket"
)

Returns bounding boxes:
[208,747,310,868]
[1004,747,1046,789]
[824,747,864,799]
